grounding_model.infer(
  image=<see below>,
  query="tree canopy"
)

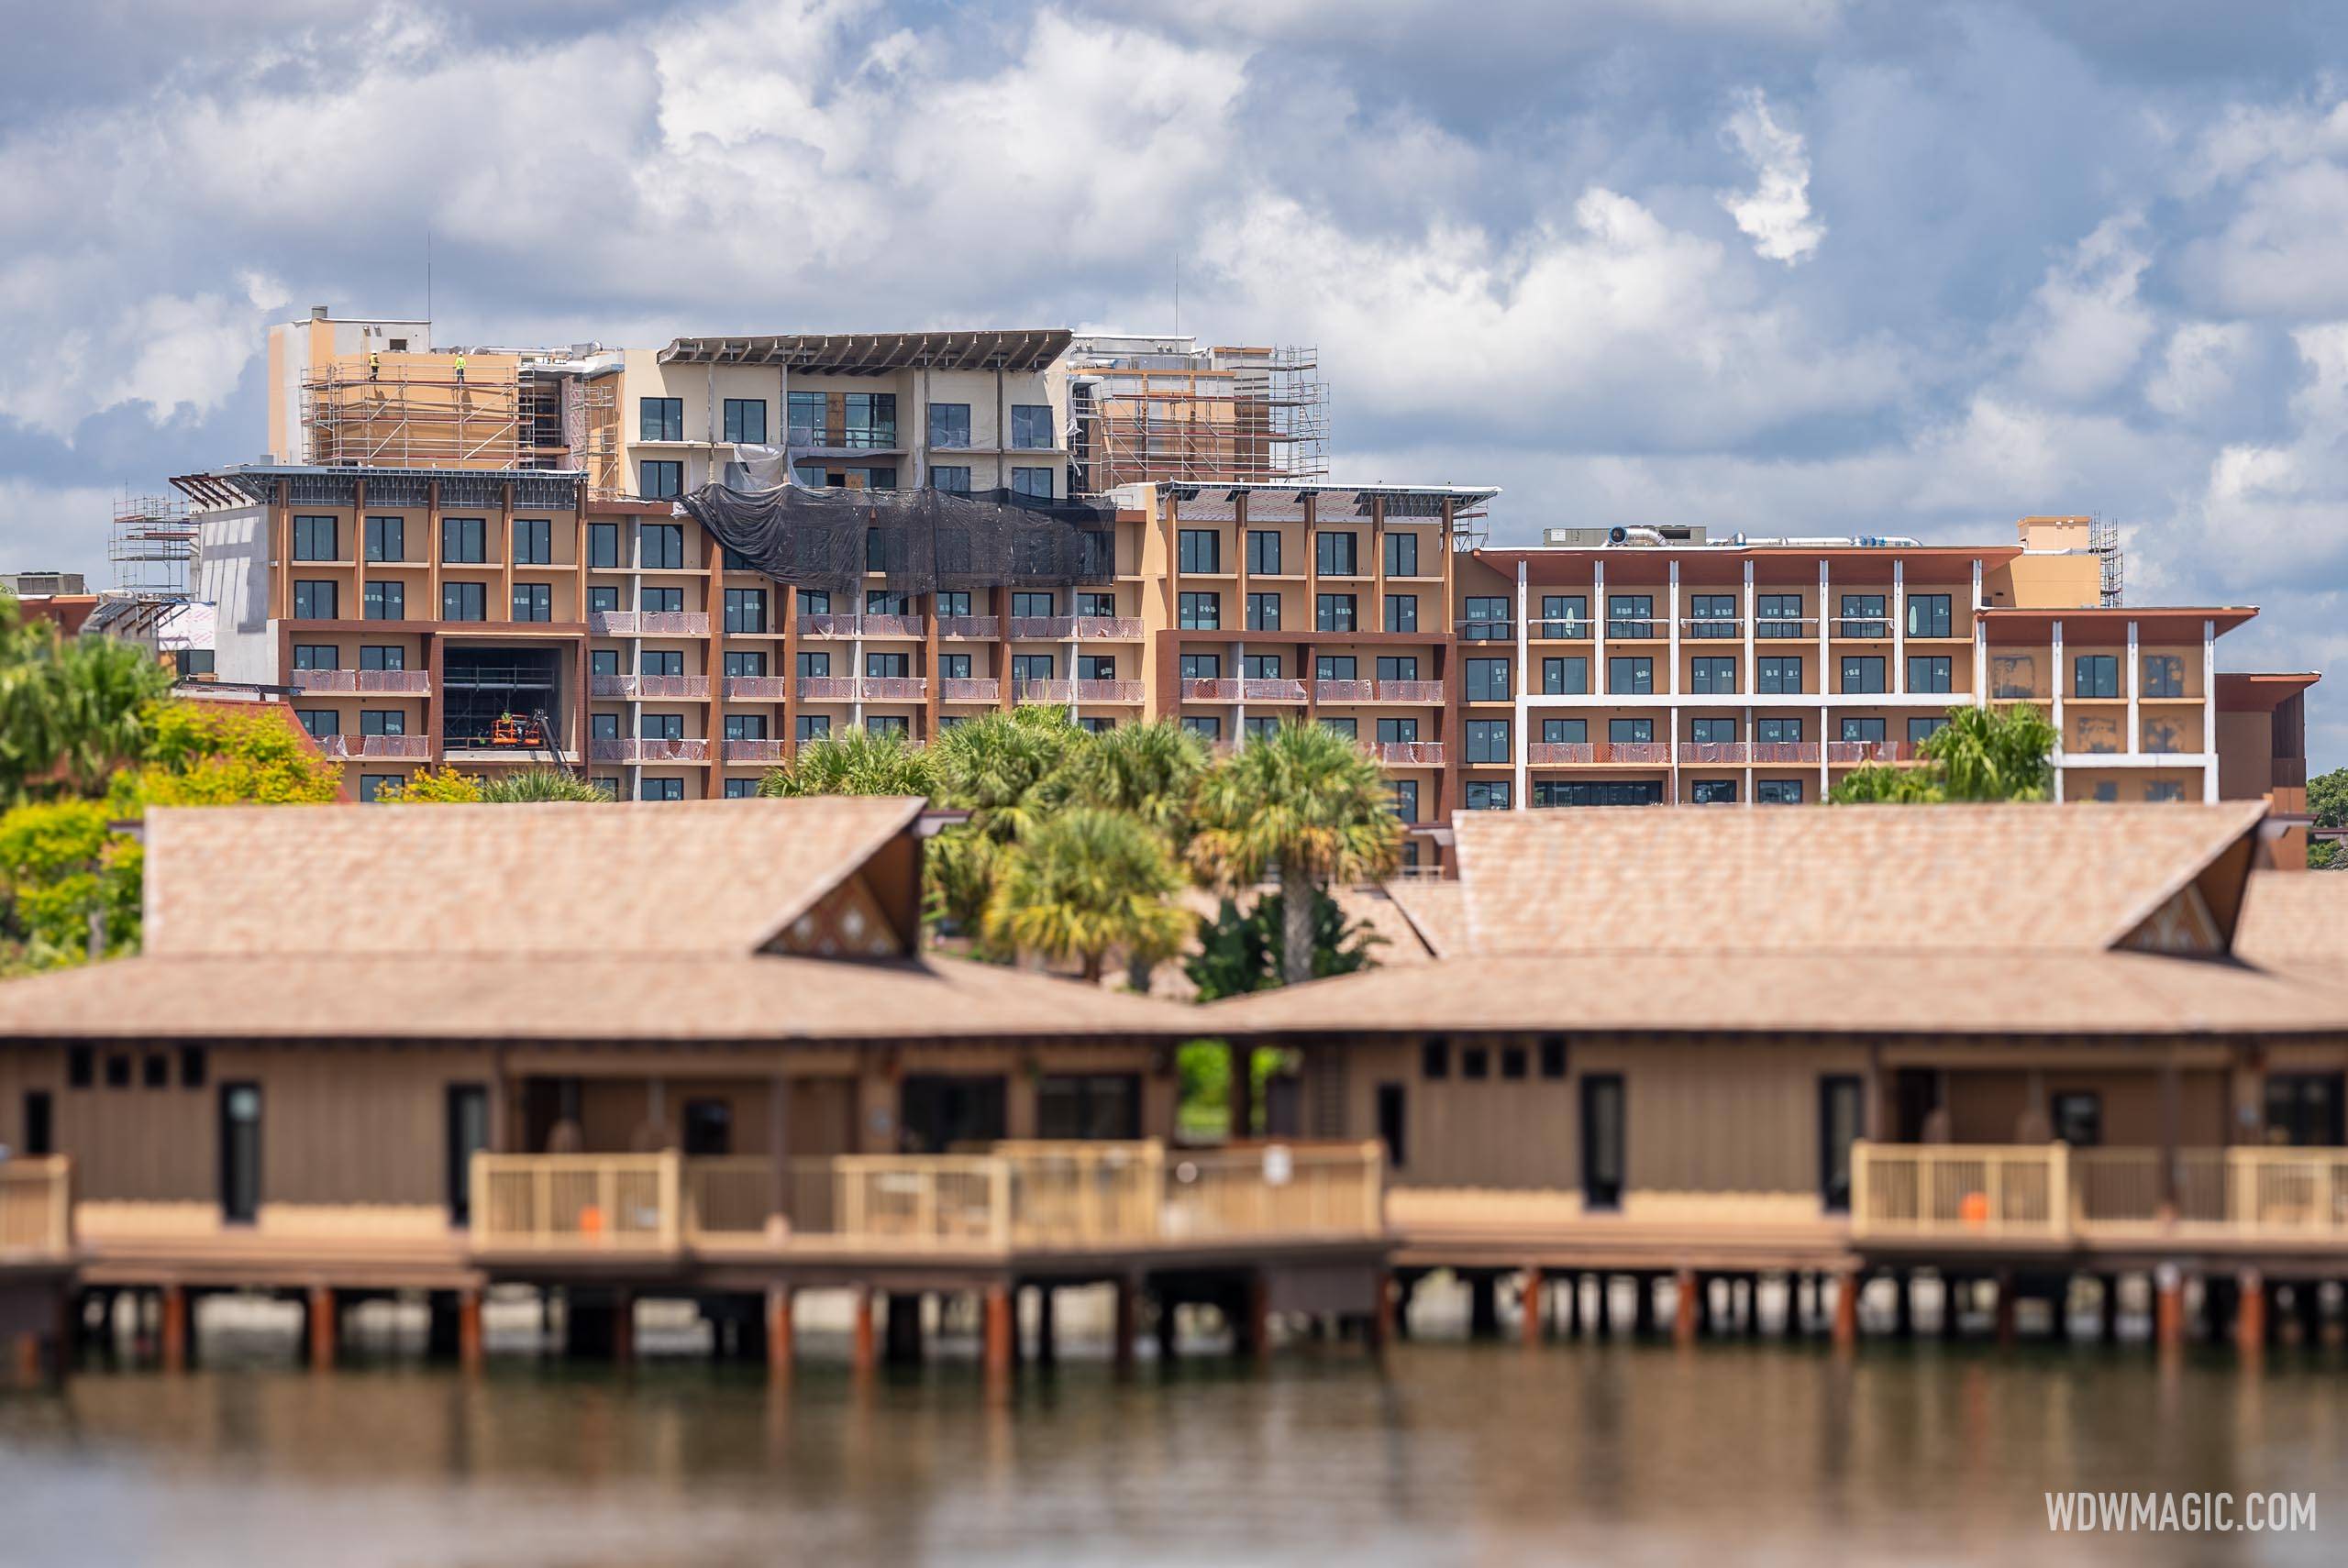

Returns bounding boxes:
[1830,703,2059,805]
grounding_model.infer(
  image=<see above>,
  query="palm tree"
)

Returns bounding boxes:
[982,808,1191,982]
[926,707,1086,932]
[1190,721,1401,985]
[1044,717,1209,843]
[1927,703,2057,801]
[757,726,937,799]
[480,767,611,802]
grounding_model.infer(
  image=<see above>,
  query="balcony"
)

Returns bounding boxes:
[1008,615,1077,639]
[941,677,1002,703]
[1377,679,1444,703]
[1372,740,1445,766]
[724,676,792,701]
[1533,619,1593,640]
[589,737,710,764]
[1075,679,1145,702]
[1831,617,1894,640]
[1457,619,1512,643]
[1753,617,1819,640]
[470,1142,1383,1257]
[1827,740,1908,765]
[798,614,859,637]
[860,676,927,702]
[936,615,1001,640]
[1750,741,1822,764]
[0,1155,70,1259]
[1528,743,1594,765]
[796,676,857,701]
[1604,618,1663,640]
[588,611,710,636]
[722,738,789,764]
[1678,618,1742,640]
[1074,615,1143,639]
[1012,678,1073,702]
[1314,679,1373,701]
[1678,741,1748,766]
[1851,1143,2348,1244]
[289,668,431,695]
[1181,678,1240,701]
[1527,741,1670,767]
[590,674,710,700]
[861,613,925,638]
[316,734,432,760]
[789,423,901,451]
[1242,678,1308,702]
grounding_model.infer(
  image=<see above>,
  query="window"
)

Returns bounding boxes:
[441,516,485,563]
[1756,715,1805,744]
[1377,1084,1407,1171]
[292,644,338,671]
[1542,717,1587,745]
[795,714,832,743]
[1317,655,1357,682]
[1010,403,1055,448]
[636,708,683,741]
[1246,592,1281,631]
[1541,657,1589,695]
[593,589,629,619]
[1840,656,1888,694]
[1534,777,1661,808]
[1688,656,1737,694]
[1463,595,1510,642]
[2051,1092,2102,1148]
[1539,1038,1567,1079]
[511,583,551,622]
[643,586,682,613]
[1838,593,1888,637]
[1757,593,1804,637]
[1242,653,1283,679]
[639,396,683,441]
[725,588,768,634]
[2088,780,2119,803]
[68,1046,94,1089]
[1179,530,1222,573]
[799,591,830,616]
[1840,716,1887,744]
[1540,595,1588,636]
[1180,715,1222,740]
[927,403,971,449]
[173,648,214,679]
[639,460,683,500]
[724,713,769,741]
[356,646,404,672]
[930,465,971,494]
[592,649,622,679]
[1012,653,1056,681]
[364,515,404,562]
[587,521,623,569]
[2264,1073,2347,1147]
[1376,717,1419,745]
[642,649,684,678]
[1384,531,1419,577]
[1375,655,1419,681]
[441,582,486,622]
[1580,1076,1624,1210]
[936,591,973,619]
[363,581,404,621]
[640,778,684,801]
[2143,654,2186,698]
[1079,530,1113,577]
[1246,530,1283,574]
[1688,593,1737,638]
[1316,532,1358,576]
[1465,657,1511,701]
[1907,655,1953,693]
[1906,593,1953,638]
[1315,593,1357,632]
[1422,1040,1450,1079]
[1390,779,1419,821]
[1757,778,1806,804]
[2074,654,2120,699]
[295,708,339,738]
[220,1082,261,1222]
[1692,778,1738,804]
[787,390,825,441]
[1757,656,1804,694]
[1908,715,1947,746]
[723,778,761,799]
[1036,1074,1142,1141]
[1010,467,1054,499]
[939,653,972,680]
[1607,594,1655,637]
[1819,1076,1864,1211]
[1465,718,1511,763]
[359,710,406,737]
[293,515,337,561]
[1608,718,1653,745]
[1607,656,1653,696]
[1079,654,1116,681]
[1324,717,1358,739]
[141,1052,167,1088]
[1375,591,1415,633]
[1180,653,1222,680]
[1178,591,1220,630]
[1243,715,1282,741]
[292,580,337,620]
[1461,1047,1490,1081]
[641,524,684,569]
[723,399,768,444]
[867,589,910,617]
[512,518,551,564]
[1465,779,1512,811]
[1689,717,1736,744]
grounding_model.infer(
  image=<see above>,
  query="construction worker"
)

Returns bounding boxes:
[453,351,465,384]
[368,349,380,381]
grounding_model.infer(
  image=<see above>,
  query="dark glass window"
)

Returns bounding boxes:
[292,580,337,620]
[2074,654,2120,699]
[292,514,337,561]
[512,517,552,564]
[440,516,485,563]
[1247,530,1282,574]
[1314,593,1357,632]
[639,396,683,441]
[639,460,683,500]
[1315,532,1358,576]
[722,399,768,443]
[1179,530,1222,573]
[1465,657,1511,701]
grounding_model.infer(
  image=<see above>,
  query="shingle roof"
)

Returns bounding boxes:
[2235,870,2348,985]
[144,797,926,958]
[1449,801,2267,958]
[0,953,1209,1043]
[1384,880,1468,958]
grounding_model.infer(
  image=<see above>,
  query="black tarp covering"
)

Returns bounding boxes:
[678,482,1117,597]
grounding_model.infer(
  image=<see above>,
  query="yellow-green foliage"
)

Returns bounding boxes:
[374,767,485,804]
[111,701,345,808]
[0,799,142,970]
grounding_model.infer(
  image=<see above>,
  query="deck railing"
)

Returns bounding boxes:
[1853,1143,2348,1242]
[475,1142,1383,1254]
[0,1156,71,1258]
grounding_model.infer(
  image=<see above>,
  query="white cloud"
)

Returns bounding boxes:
[1719,87,1824,264]
[2006,215,2154,404]
[2145,320,2259,421]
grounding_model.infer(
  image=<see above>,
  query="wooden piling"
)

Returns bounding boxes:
[1831,1269,1860,1350]
[1368,1270,1393,1353]
[1673,1269,1698,1347]
[1035,1286,1056,1367]
[983,1286,1013,1386]
[765,1286,794,1378]
[850,1289,876,1376]
[1113,1277,1138,1375]
[160,1285,188,1375]
[1993,1272,2017,1350]
[2235,1269,2265,1356]
[1521,1267,1544,1347]
[2155,1267,2185,1353]
[459,1287,484,1373]
[2100,1275,2121,1343]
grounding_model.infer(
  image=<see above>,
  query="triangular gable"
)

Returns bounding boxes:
[762,871,905,960]
[2115,882,2224,956]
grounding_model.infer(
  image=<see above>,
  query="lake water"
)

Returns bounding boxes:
[2,1320,2342,1566]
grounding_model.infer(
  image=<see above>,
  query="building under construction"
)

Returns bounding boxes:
[1058,336,1327,492]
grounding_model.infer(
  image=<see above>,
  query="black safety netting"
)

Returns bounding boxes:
[679,476,1117,598]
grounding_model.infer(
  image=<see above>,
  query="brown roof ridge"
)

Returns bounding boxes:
[2088,798,2266,950]
[747,795,928,951]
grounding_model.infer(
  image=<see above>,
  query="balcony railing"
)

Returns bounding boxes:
[790,424,901,451]
[1853,1143,2348,1243]
[1181,678,1240,701]
[1075,615,1144,638]
[1831,617,1893,639]
[936,615,1001,640]
[316,734,432,760]
[1008,615,1077,639]
[589,737,710,764]
[724,676,792,701]
[796,676,857,701]
[472,1143,1384,1254]
[1525,741,1670,767]
[1678,617,1742,640]
[0,1155,71,1258]
[722,738,788,764]
[289,668,431,694]
[1242,678,1308,702]
[798,614,859,637]
[1372,740,1445,766]
[860,676,927,702]
[1678,741,1748,765]
[1605,618,1662,639]
[1378,679,1444,702]
[1827,740,1908,765]
[590,674,710,700]
[1753,617,1818,639]
[1075,679,1145,702]
[861,613,925,638]
[941,677,1002,702]
[1528,743,1593,765]
[1012,678,1073,702]
[1750,741,1822,764]
[1458,619,1512,643]
[1315,679,1373,701]
[1534,619,1592,639]
[588,611,710,636]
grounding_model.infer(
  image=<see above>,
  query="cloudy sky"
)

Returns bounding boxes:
[5,0,2343,762]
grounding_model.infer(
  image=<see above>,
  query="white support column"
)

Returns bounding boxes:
[2202,617,2218,801]
[2126,619,2141,757]
[1818,701,1829,799]
[1971,557,1984,613]
[628,519,644,801]
[1234,636,1248,744]
[1743,701,1755,806]
[2051,617,2066,802]
[1667,559,1681,804]
[1817,559,1831,681]
[1742,558,1755,688]
[1817,558,1832,800]
[1974,615,1988,710]
[1513,561,1530,811]
[1593,558,1607,707]
[1892,558,1906,696]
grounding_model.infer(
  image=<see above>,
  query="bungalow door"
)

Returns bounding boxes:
[219,1082,262,1225]
[1579,1075,1624,1212]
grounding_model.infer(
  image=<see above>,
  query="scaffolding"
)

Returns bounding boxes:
[301,355,582,471]
[1071,343,1328,490]
[108,494,197,597]
[2089,513,2125,607]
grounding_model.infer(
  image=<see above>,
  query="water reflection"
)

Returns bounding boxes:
[1,1342,2340,1566]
